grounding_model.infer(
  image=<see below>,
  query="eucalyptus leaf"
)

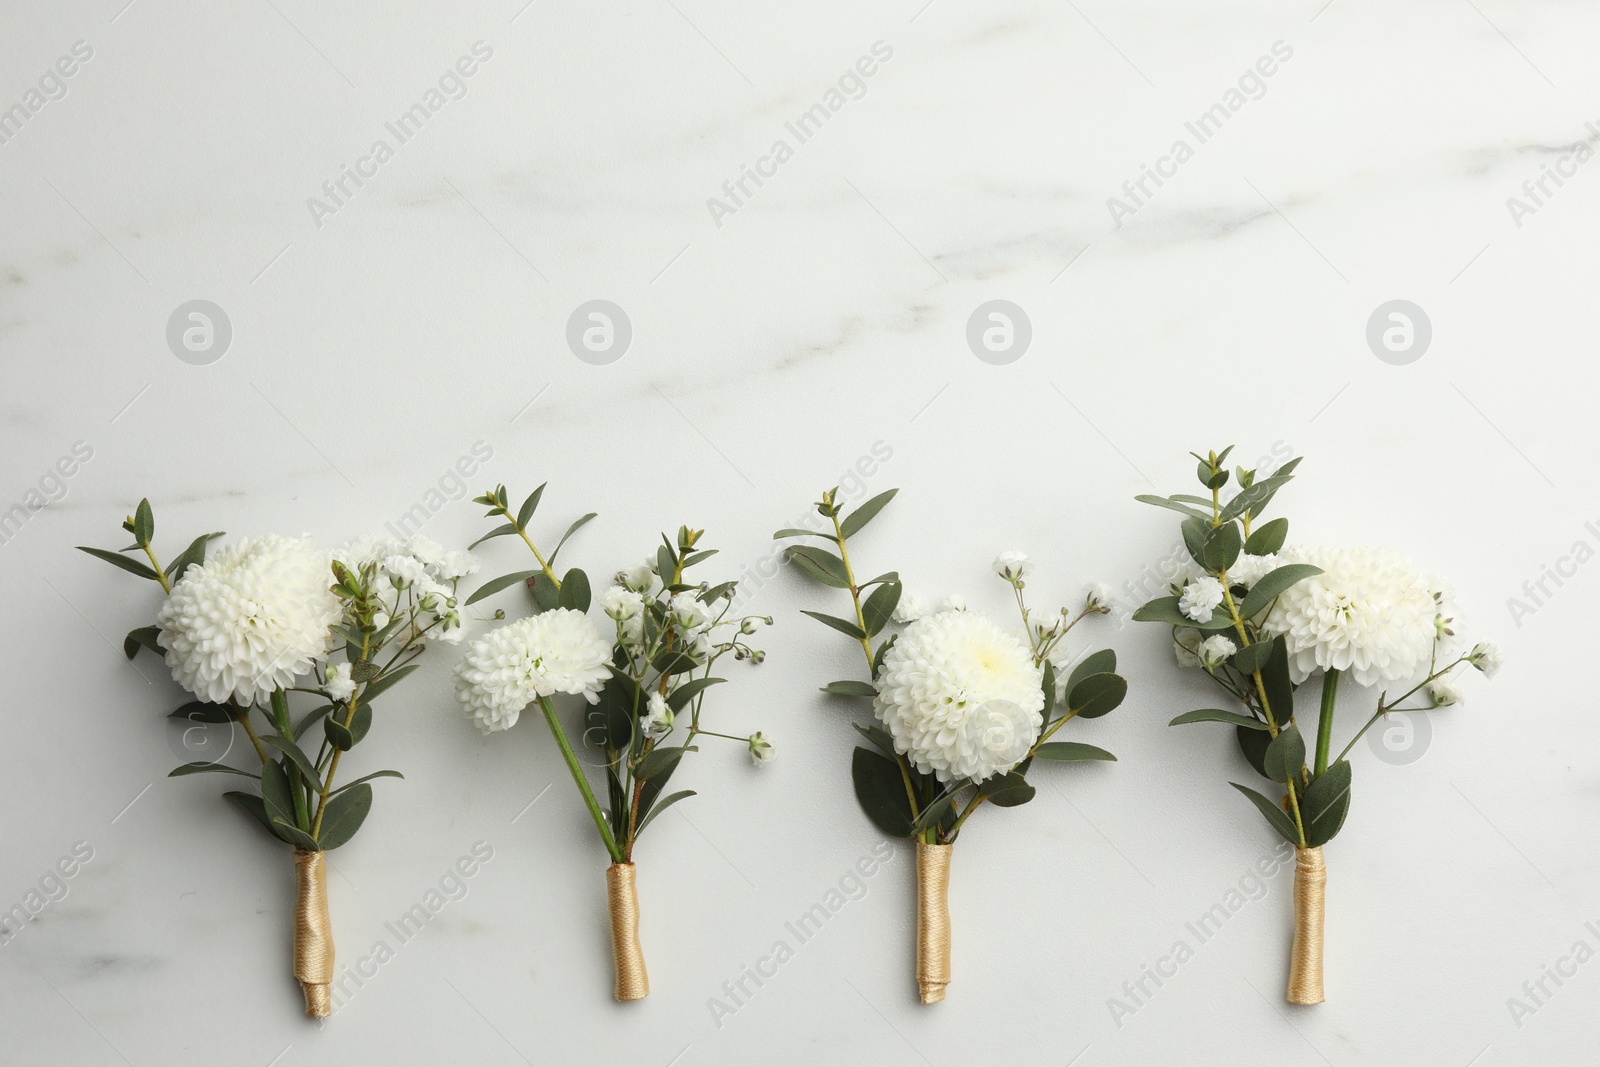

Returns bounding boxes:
[169,701,232,724]
[1262,723,1306,783]
[1239,565,1323,620]
[1169,708,1268,730]
[271,818,321,852]
[784,546,850,588]
[1301,760,1352,847]
[264,735,320,786]
[1203,521,1242,572]
[516,484,546,530]
[559,568,591,612]
[821,680,877,697]
[1243,518,1288,556]
[530,572,561,611]
[329,770,403,797]
[635,789,696,837]
[549,512,597,565]
[165,531,224,582]
[169,761,259,778]
[132,499,154,545]
[840,489,899,539]
[316,783,372,850]
[1230,782,1300,845]
[466,522,519,550]
[360,664,418,703]
[1134,494,1210,520]
[1034,742,1117,762]
[861,581,901,637]
[465,570,543,606]
[78,546,159,581]
[666,676,725,713]
[1066,649,1117,693]
[800,610,866,640]
[851,747,915,838]
[636,744,696,781]
[1067,673,1127,719]
[1231,641,1274,675]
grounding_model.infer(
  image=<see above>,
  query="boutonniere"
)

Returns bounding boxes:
[1134,448,1501,1003]
[82,502,472,1016]
[453,484,772,1001]
[778,488,1126,1002]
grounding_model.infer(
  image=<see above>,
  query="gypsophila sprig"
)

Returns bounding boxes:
[80,504,470,1018]
[777,486,1126,1004]
[1134,448,1500,1006]
[456,483,770,1002]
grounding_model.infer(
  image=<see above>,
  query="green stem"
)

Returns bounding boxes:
[142,543,172,594]
[1314,668,1340,776]
[539,695,622,863]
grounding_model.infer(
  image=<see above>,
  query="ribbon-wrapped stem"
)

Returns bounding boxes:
[292,850,334,1018]
[606,863,649,1001]
[1286,846,1326,1005]
[915,842,952,1004]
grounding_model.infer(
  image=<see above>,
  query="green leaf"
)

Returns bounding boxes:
[666,676,725,713]
[169,761,259,778]
[784,546,850,588]
[1259,636,1294,724]
[329,770,403,797]
[980,772,1036,807]
[1237,725,1272,779]
[1181,516,1209,566]
[1243,518,1288,556]
[912,789,959,833]
[530,572,560,611]
[316,783,372,850]
[79,546,160,581]
[1066,649,1117,693]
[681,549,717,569]
[1067,673,1127,719]
[851,747,915,837]
[169,701,232,724]
[359,663,418,703]
[657,546,677,585]
[1134,494,1210,520]
[1231,641,1275,675]
[350,661,381,683]
[165,531,224,581]
[851,722,897,758]
[271,818,320,852]
[1301,760,1353,847]
[467,522,519,550]
[549,512,597,565]
[294,704,335,740]
[800,610,866,640]
[260,759,298,838]
[323,704,371,751]
[861,581,901,637]
[1220,471,1297,522]
[1039,660,1056,722]
[1230,782,1300,845]
[635,789,695,837]
[558,568,591,612]
[589,675,641,749]
[1239,565,1323,620]
[1034,742,1117,762]
[652,650,701,675]
[1262,723,1306,783]
[264,735,319,785]
[636,744,696,781]
[1169,709,1268,730]
[821,679,876,697]
[1203,521,1242,572]
[223,791,277,838]
[840,489,899,539]
[773,527,826,540]
[132,499,154,545]
[516,483,546,530]
[1131,596,1199,627]
[465,569,543,606]
[860,571,900,587]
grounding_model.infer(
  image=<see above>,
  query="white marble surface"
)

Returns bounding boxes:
[2,0,1597,1063]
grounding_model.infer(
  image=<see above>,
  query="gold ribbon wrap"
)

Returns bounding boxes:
[292,850,335,1018]
[606,863,649,1001]
[915,842,952,1004]
[1286,846,1326,1005]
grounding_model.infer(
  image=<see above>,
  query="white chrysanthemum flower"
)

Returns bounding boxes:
[436,550,480,580]
[452,609,611,733]
[617,561,659,594]
[1084,583,1114,613]
[669,591,711,633]
[1228,553,1279,589]
[993,551,1032,583]
[1179,577,1225,622]
[642,692,673,736]
[873,609,1045,782]
[1174,629,1202,668]
[404,536,446,566]
[1197,634,1238,670]
[383,554,429,586]
[335,535,401,570]
[1469,641,1503,679]
[893,592,928,625]
[1260,546,1437,688]
[324,661,356,702]
[157,535,341,705]
[748,731,775,765]
[1427,677,1464,706]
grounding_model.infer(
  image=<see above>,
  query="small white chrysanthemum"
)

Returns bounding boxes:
[993,551,1032,583]
[452,609,612,733]
[940,594,968,613]
[748,731,775,765]
[1261,546,1437,688]
[1228,553,1279,589]
[1427,676,1464,706]
[642,692,673,736]
[1197,635,1238,670]
[157,535,341,705]
[873,609,1045,782]
[1469,641,1503,678]
[1173,629,1202,668]
[1084,583,1114,613]
[617,562,658,595]
[324,661,356,702]
[383,554,430,586]
[893,592,928,625]
[1179,577,1226,622]
[1031,606,1064,640]
[669,591,711,633]
[436,550,480,580]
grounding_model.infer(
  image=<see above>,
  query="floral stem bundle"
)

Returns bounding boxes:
[1134,449,1501,1004]
[454,484,771,1001]
[778,488,1127,1002]
[82,503,471,1016]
